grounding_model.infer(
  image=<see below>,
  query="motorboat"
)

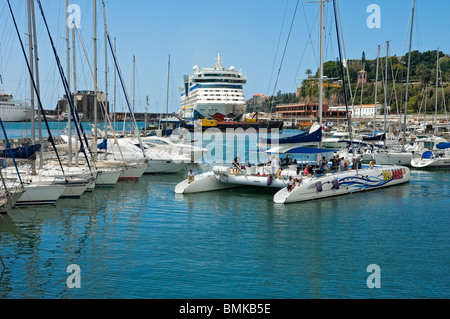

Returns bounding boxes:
[410,143,450,169]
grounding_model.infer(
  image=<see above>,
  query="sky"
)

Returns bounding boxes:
[0,0,449,115]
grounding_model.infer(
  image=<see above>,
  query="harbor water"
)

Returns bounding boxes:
[0,122,449,299]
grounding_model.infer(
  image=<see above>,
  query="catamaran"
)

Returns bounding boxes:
[174,0,412,204]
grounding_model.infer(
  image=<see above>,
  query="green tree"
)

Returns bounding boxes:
[416,64,432,87]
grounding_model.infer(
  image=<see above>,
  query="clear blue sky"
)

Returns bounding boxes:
[1,0,449,114]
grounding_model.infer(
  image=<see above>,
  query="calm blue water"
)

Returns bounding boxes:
[0,123,449,299]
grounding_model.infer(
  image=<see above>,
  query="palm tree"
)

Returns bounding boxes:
[306,69,312,78]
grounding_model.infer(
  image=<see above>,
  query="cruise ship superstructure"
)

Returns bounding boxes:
[179,53,247,121]
[0,93,30,122]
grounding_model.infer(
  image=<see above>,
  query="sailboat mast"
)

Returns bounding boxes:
[66,0,72,166]
[332,0,353,153]
[373,45,380,136]
[434,49,439,136]
[145,95,148,132]
[103,1,108,140]
[165,54,170,133]
[113,38,117,131]
[133,55,135,114]
[72,25,79,165]
[30,0,43,168]
[403,0,415,149]
[318,0,324,134]
[384,41,389,148]
[93,0,98,160]
[359,58,365,135]
[27,0,35,150]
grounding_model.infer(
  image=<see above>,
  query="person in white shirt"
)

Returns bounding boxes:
[271,156,279,175]
[286,176,295,193]
[294,169,302,186]
[188,169,195,183]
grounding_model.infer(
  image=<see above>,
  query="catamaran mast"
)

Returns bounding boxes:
[403,0,415,150]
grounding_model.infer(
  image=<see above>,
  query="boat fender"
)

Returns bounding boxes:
[232,167,239,175]
[267,174,273,186]
[369,161,375,169]
[332,179,340,190]
[316,181,323,192]
[276,170,282,179]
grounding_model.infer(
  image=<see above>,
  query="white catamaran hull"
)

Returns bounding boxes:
[273,166,411,204]
[175,171,241,194]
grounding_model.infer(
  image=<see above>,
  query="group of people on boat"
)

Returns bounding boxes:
[286,168,304,193]
[329,155,362,171]
[186,152,363,190]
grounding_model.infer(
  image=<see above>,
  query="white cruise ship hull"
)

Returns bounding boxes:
[182,103,246,121]
[0,96,30,122]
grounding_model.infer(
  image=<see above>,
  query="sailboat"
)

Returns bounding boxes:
[44,0,124,187]
[97,136,190,174]
[411,50,450,169]
[372,0,430,167]
[3,0,95,204]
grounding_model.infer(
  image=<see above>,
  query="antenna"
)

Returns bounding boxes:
[216,52,223,69]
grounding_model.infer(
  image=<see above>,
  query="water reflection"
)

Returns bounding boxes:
[0,155,449,298]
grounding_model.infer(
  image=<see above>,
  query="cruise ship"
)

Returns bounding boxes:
[179,53,247,122]
[0,93,30,122]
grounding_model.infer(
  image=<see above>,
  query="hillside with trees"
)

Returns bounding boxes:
[249,50,449,115]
